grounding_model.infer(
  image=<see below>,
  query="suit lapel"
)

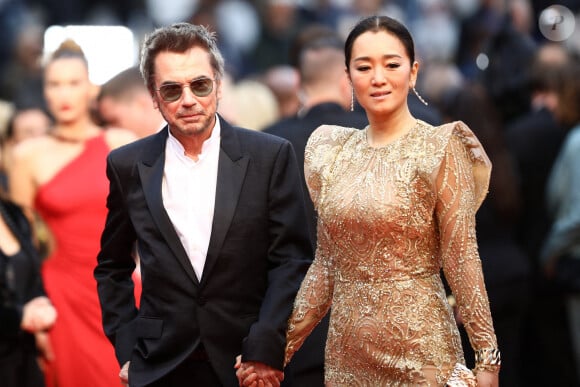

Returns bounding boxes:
[138,128,199,285]
[201,117,248,285]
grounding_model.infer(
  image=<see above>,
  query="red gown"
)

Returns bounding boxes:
[35,134,141,387]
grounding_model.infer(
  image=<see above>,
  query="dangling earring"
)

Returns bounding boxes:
[351,88,355,112]
[412,86,428,106]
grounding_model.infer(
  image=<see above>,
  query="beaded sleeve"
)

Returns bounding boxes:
[435,122,500,373]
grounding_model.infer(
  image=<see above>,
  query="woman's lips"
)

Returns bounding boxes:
[370,90,390,98]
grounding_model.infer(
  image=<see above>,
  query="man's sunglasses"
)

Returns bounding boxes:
[155,77,214,102]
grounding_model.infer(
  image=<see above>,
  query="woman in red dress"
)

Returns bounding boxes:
[8,39,138,387]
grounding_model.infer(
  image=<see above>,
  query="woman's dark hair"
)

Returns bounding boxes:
[344,15,415,71]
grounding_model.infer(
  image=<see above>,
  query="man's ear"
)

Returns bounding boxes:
[150,92,159,110]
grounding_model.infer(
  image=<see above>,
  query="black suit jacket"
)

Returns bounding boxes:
[264,103,368,245]
[505,107,568,263]
[95,116,312,387]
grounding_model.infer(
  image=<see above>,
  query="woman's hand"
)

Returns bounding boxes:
[35,330,54,371]
[476,370,499,387]
[21,296,57,332]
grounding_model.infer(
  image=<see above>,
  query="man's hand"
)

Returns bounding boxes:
[235,355,284,387]
[120,361,130,386]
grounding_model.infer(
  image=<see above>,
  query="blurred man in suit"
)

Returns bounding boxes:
[97,66,165,138]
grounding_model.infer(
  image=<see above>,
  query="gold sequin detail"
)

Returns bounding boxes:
[285,120,497,386]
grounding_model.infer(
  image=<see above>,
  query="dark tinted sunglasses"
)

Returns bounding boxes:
[155,77,214,102]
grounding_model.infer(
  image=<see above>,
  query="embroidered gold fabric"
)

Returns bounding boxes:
[285,120,498,386]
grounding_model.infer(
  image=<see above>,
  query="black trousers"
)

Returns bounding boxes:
[0,347,45,387]
[146,346,222,387]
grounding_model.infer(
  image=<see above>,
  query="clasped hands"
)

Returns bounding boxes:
[21,296,57,333]
[235,355,284,387]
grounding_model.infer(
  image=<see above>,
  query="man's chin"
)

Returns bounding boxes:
[172,123,211,137]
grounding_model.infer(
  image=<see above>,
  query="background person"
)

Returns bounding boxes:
[8,39,138,387]
[0,105,52,191]
[540,59,580,382]
[97,66,165,138]
[0,190,57,387]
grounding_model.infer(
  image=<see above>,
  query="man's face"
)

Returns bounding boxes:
[151,46,221,141]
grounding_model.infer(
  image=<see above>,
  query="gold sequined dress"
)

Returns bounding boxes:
[285,120,498,386]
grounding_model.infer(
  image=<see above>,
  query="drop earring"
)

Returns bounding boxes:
[412,86,428,106]
[351,88,355,112]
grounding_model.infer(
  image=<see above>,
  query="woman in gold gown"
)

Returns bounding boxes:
[283,16,500,387]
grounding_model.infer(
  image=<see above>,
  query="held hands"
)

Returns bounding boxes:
[235,355,284,387]
[21,296,57,332]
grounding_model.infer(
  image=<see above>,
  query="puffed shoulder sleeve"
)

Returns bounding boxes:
[304,125,356,209]
[428,121,491,209]
[450,121,491,209]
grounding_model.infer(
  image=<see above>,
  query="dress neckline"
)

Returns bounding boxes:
[362,120,419,150]
[50,130,103,144]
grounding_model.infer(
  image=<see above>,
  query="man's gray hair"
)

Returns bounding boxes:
[139,23,225,93]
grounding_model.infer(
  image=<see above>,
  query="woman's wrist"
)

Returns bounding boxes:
[474,348,501,373]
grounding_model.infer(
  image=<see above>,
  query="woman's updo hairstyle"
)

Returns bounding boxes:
[344,15,415,71]
[46,38,88,67]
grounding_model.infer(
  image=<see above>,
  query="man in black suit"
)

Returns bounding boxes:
[94,23,312,387]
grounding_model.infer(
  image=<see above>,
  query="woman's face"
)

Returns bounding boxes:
[44,57,94,125]
[348,30,418,118]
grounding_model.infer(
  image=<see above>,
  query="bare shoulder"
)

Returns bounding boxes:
[104,127,138,150]
[10,135,57,163]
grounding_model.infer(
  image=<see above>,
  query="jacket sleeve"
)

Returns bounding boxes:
[94,152,139,366]
[240,139,313,370]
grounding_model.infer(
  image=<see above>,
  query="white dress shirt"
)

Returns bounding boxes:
[162,119,220,280]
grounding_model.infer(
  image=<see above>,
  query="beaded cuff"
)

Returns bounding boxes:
[474,348,501,373]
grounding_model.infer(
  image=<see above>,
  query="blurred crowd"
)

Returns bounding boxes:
[1,0,580,386]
